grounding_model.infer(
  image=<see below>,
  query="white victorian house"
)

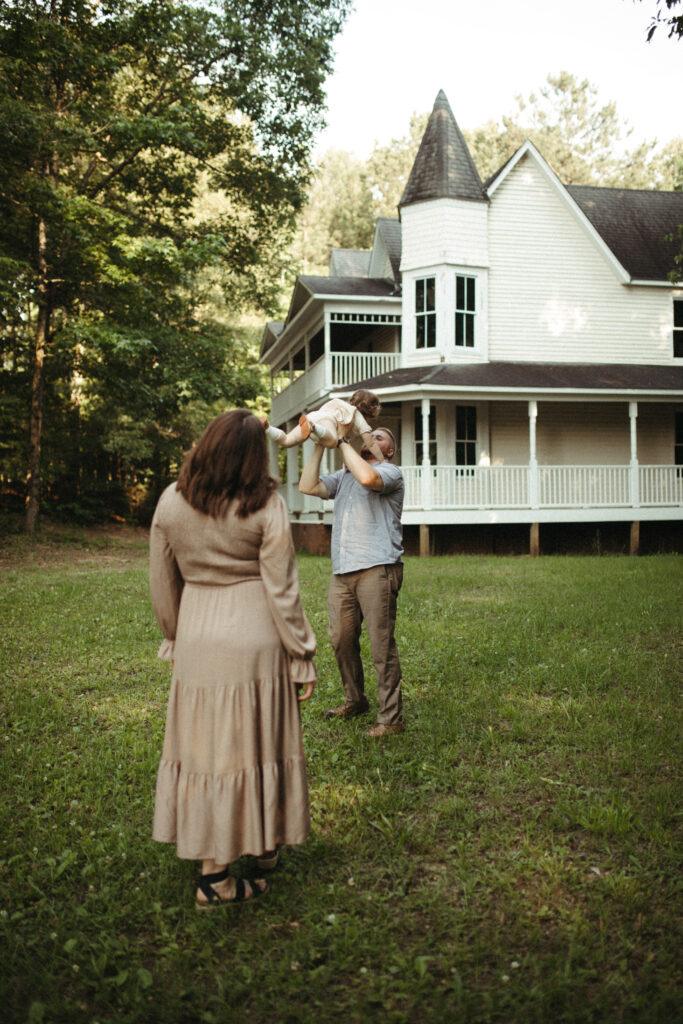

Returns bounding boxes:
[260,91,683,555]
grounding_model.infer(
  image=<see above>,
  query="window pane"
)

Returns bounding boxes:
[674,301,683,328]
[466,277,475,311]
[455,441,465,464]
[465,314,474,346]
[674,332,683,358]
[456,276,464,310]
[676,413,683,446]
[455,312,463,346]
[426,278,435,310]
[416,279,424,311]
[426,313,436,347]
[466,406,477,439]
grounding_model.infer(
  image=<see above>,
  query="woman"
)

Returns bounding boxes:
[149,409,316,908]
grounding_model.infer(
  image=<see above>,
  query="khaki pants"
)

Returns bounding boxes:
[327,564,403,725]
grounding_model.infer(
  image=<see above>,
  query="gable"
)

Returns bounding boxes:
[486,140,683,284]
[329,249,371,277]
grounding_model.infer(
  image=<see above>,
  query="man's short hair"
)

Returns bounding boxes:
[376,426,397,457]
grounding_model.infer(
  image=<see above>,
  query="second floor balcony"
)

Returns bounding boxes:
[270,350,402,425]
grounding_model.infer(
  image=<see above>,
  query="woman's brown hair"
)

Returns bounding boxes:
[177,409,277,518]
[350,389,381,420]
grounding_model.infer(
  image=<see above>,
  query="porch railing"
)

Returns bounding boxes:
[402,465,683,511]
[330,351,401,388]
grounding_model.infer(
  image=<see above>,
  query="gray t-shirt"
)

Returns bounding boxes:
[320,462,404,574]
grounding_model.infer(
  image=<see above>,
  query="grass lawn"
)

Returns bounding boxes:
[0,525,681,1023]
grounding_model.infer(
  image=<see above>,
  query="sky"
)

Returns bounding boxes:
[315,0,682,159]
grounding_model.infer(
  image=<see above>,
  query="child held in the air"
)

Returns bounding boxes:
[261,389,385,462]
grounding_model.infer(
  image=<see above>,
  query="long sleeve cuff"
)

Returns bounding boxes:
[157,638,175,662]
[289,656,316,684]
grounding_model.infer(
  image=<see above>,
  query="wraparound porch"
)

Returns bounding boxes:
[283,462,681,555]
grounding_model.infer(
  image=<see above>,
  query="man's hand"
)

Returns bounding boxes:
[340,439,384,491]
[296,681,316,702]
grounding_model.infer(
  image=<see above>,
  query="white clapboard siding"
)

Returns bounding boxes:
[487,400,676,466]
[400,199,489,271]
[488,154,673,364]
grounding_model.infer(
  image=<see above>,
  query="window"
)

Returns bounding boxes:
[455,275,475,347]
[414,406,437,463]
[674,300,683,358]
[415,277,436,348]
[676,413,683,468]
[455,406,477,467]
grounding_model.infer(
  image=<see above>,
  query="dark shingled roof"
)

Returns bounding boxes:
[298,276,398,298]
[567,185,683,281]
[399,90,485,208]
[346,361,683,394]
[329,249,371,277]
[375,217,403,283]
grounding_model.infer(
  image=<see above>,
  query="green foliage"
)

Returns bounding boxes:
[0,539,681,1022]
[292,149,376,273]
[0,0,351,526]
[641,0,683,40]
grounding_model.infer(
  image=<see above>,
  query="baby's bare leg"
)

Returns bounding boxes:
[278,424,305,447]
[309,421,338,447]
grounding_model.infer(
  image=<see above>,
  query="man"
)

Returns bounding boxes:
[298,427,405,737]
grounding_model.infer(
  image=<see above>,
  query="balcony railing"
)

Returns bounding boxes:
[330,351,401,388]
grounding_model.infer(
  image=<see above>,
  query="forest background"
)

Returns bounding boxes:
[1,0,681,532]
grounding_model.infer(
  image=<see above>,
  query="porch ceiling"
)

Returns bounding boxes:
[343,361,683,400]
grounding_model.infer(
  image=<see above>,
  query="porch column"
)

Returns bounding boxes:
[323,312,332,392]
[528,401,539,509]
[421,398,433,511]
[629,401,640,555]
[629,401,640,509]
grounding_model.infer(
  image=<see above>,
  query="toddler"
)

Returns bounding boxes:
[261,390,385,462]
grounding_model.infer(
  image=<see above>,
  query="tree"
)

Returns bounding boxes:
[0,0,350,531]
[639,0,683,40]
[293,149,375,272]
[365,112,429,218]
[465,72,676,187]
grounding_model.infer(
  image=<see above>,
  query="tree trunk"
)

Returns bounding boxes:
[25,217,50,534]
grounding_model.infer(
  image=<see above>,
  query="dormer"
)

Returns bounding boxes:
[400,90,489,363]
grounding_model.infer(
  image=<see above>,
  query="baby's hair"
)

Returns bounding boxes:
[350,389,381,420]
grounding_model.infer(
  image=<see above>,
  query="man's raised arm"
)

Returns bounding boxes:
[339,440,384,491]
[298,442,330,498]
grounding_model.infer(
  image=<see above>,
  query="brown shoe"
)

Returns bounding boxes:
[322,700,370,719]
[366,722,405,737]
[299,413,311,440]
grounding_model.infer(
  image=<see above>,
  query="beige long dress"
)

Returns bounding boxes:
[149,484,316,863]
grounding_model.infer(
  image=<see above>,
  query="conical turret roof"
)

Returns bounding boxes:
[399,90,485,208]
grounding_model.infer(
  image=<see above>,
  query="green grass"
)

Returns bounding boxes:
[0,528,681,1023]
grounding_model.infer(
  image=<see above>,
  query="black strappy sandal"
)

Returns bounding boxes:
[195,867,268,910]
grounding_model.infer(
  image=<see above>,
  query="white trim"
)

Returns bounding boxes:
[361,383,683,402]
[628,280,678,288]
